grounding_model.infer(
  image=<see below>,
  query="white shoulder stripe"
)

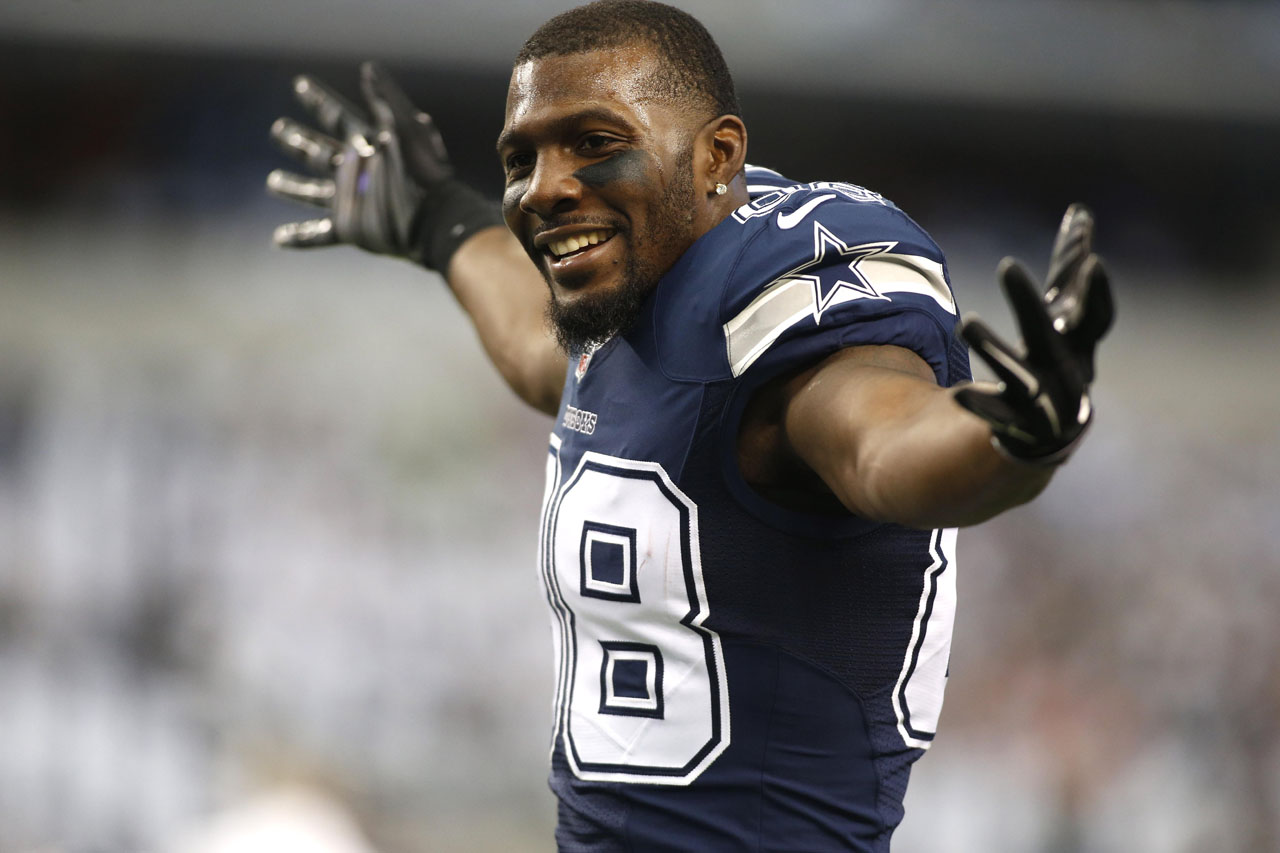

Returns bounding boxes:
[858,251,955,314]
[724,278,814,377]
[723,250,955,378]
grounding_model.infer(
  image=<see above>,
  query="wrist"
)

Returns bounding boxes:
[410,180,505,272]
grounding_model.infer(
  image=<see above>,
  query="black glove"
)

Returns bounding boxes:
[955,204,1115,465]
[266,61,503,272]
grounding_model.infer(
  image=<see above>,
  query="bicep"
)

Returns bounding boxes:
[780,344,947,520]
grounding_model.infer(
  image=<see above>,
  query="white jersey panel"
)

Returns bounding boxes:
[546,452,729,784]
[892,527,957,748]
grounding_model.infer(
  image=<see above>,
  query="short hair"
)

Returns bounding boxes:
[515,0,741,119]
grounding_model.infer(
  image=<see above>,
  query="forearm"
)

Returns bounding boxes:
[786,359,1054,529]
[845,381,1053,528]
[444,226,567,414]
[778,207,1109,530]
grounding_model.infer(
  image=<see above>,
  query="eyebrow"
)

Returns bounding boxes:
[496,107,637,153]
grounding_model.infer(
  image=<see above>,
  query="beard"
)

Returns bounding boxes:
[546,147,697,354]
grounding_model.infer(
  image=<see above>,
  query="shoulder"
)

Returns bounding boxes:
[651,169,963,386]
[722,178,959,381]
[724,176,948,314]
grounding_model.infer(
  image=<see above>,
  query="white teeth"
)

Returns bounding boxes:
[548,229,612,259]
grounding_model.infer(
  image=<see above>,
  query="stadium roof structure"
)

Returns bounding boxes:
[1,0,1278,124]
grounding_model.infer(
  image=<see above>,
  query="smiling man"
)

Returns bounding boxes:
[498,38,729,356]
[266,1,1112,849]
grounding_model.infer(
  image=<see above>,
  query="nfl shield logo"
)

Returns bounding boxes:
[575,348,594,381]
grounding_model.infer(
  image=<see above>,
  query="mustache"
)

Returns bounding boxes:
[531,216,627,242]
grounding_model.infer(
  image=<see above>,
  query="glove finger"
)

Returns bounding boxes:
[960,314,1039,398]
[998,258,1058,361]
[265,170,336,208]
[292,75,372,139]
[1043,204,1094,301]
[357,65,414,178]
[270,117,342,174]
[1076,254,1115,344]
[361,61,454,182]
[954,384,1024,431]
[272,218,338,249]
[361,62,426,130]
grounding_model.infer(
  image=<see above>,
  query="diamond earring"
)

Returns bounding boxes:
[714,182,727,196]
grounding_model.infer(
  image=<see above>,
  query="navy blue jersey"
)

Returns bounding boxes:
[537,167,970,851]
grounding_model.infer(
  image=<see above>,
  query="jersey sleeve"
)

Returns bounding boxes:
[720,187,968,388]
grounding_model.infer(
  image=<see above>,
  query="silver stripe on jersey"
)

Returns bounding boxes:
[723,220,956,378]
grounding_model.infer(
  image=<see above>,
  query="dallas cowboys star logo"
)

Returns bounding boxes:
[770,221,896,324]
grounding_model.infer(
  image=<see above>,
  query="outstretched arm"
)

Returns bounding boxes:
[779,345,1051,529]
[266,63,566,414]
[774,206,1114,529]
[445,227,568,414]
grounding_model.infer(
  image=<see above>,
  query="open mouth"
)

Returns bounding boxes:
[544,228,616,262]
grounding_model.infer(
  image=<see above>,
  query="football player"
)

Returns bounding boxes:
[266,1,1112,849]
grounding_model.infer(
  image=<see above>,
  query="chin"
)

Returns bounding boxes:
[546,265,655,353]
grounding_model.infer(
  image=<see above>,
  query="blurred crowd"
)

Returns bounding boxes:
[1,32,1278,853]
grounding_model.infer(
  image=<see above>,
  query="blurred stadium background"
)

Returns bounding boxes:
[1,1,1278,851]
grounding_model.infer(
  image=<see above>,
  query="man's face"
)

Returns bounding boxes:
[498,45,706,351]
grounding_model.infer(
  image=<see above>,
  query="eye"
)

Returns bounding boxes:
[579,134,621,155]
[504,151,534,176]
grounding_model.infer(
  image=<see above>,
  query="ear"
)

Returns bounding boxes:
[695,114,748,194]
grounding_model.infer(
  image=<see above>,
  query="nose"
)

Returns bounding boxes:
[518,152,582,219]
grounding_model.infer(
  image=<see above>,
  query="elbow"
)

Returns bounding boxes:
[828,447,900,525]
[500,343,563,416]
[522,375,563,416]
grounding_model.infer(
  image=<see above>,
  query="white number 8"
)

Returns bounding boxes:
[539,444,729,785]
